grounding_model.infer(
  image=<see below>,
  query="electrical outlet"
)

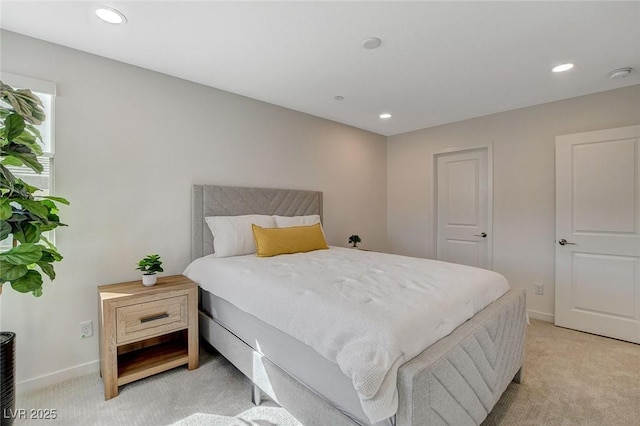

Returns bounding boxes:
[80,320,93,339]
[534,282,544,296]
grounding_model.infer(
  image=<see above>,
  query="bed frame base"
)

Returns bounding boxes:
[251,383,262,406]
[199,288,526,425]
[396,288,527,425]
[199,311,357,426]
[513,366,524,384]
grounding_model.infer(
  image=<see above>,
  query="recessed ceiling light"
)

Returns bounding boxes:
[95,7,127,24]
[362,37,382,50]
[551,63,574,73]
[608,67,633,79]
[379,113,392,119]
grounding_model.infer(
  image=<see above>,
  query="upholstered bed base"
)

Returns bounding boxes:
[199,288,525,425]
[199,311,359,425]
[191,184,527,425]
[396,287,526,425]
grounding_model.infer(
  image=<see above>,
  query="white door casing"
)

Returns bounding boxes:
[435,147,492,269]
[555,125,640,343]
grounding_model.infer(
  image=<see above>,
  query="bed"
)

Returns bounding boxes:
[187,184,527,426]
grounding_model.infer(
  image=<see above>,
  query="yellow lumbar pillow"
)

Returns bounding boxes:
[252,223,329,257]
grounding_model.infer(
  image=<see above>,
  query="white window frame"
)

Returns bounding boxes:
[1,72,57,247]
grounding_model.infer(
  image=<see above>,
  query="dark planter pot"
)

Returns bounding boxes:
[1,332,16,426]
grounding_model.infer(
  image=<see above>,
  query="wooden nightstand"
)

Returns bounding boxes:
[98,275,199,400]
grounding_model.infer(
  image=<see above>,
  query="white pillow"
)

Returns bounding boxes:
[205,215,276,258]
[273,214,321,228]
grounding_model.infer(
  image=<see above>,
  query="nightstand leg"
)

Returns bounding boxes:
[101,301,119,400]
[103,356,118,400]
[187,288,199,370]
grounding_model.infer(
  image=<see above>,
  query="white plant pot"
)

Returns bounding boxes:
[142,274,157,286]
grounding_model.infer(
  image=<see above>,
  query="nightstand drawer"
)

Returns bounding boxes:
[116,295,188,344]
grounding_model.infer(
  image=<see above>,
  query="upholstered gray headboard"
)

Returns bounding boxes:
[191,185,323,261]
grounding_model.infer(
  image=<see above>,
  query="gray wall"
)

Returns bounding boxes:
[0,30,388,389]
[387,84,640,320]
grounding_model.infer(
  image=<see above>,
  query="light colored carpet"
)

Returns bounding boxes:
[15,320,640,425]
[14,348,299,426]
[482,320,640,426]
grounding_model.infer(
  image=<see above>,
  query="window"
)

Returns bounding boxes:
[1,73,56,249]
[4,92,53,196]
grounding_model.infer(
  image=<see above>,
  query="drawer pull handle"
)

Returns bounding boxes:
[140,313,170,323]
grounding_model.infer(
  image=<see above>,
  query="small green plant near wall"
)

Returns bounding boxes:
[136,254,164,275]
[0,81,69,297]
[136,254,164,286]
[348,234,361,248]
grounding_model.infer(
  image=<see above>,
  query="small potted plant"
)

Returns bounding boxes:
[136,254,163,286]
[348,235,361,248]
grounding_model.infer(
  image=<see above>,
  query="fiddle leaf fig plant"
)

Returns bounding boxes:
[0,81,69,297]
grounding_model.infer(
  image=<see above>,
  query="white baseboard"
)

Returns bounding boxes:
[17,359,100,395]
[527,309,555,323]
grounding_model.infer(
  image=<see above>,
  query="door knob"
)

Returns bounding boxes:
[558,238,576,246]
[474,232,487,238]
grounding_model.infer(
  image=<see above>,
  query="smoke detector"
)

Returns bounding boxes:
[608,67,633,79]
[362,37,382,50]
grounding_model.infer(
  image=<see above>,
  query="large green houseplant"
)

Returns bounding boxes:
[0,81,69,425]
[0,81,69,296]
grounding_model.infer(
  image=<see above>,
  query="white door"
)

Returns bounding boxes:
[435,148,491,269]
[555,125,640,344]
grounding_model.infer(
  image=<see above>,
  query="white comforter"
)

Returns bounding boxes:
[184,247,509,423]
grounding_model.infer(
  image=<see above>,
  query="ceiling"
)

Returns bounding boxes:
[1,1,639,136]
